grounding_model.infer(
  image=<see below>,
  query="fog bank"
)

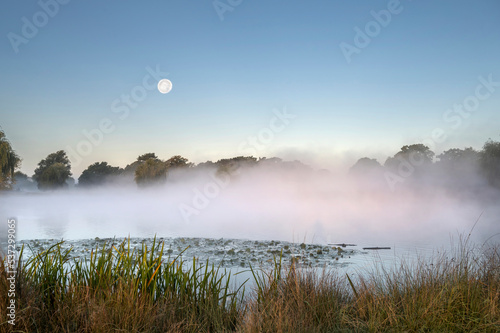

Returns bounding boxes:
[2,161,499,250]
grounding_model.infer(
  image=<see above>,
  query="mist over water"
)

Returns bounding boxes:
[2,161,499,253]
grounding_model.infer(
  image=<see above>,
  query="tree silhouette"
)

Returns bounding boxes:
[349,157,382,175]
[137,153,158,162]
[384,144,434,173]
[216,156,257,176]
[165,155,193,169]
[78,162,122,186]
[0,129,21,190]
[134,154,168,187]
[33,150,72,190]
[480,139,500,188]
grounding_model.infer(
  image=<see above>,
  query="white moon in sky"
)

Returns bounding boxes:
[157,79,172,94]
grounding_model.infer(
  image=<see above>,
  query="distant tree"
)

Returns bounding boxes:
[33,150,71,190]
[480,139,500,188]
[216,156,257,176]
[165,155,193,169]
[280,160,312,172]
[436,147,480,173]
[12,171,36,191]
[349,157,382,175]
[134,154,168,187]
[196,160,215,169]
[137,153,158,162]
[14,170,28,181]
[437,147,479,164]
[434,147,481,189]
[0,129,21,190]
[385,144,434,167]
[122,161,141,176]
[78,162,122,187]
[216,156,258,165]
[36,163,71,190]
[117,154,158,181]
[66,176,76,187]
[384,144,434,172]
[258,157,283,165]
[383,144,434,190]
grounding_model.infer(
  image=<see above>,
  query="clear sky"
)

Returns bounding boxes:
[1,0,499,177]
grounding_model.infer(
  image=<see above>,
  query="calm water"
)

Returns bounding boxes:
[2,189,498,278]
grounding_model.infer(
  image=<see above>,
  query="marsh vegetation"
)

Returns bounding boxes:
[1,236,499,332]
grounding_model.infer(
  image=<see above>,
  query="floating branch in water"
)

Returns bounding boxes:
[362,247,391,250]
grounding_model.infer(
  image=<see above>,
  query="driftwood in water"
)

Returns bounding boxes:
[362,247,391,250]
[329,243,357,247]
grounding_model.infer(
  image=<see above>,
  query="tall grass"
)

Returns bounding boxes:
[0,237,244,332]
[245,254,352,332]
[242,237,500,332]
[1,236,499,332]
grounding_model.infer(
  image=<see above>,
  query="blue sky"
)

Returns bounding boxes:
[1,0,499,177]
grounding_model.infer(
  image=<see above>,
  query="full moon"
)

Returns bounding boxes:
[157,79,172,94]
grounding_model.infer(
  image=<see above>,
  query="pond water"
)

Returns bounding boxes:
[1,182,499,286]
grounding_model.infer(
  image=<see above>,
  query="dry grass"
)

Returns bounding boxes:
[242,239,500,333]
[1,236,499,332]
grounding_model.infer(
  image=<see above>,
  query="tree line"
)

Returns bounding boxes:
[1,128,499,191]
[350,142,500,190]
